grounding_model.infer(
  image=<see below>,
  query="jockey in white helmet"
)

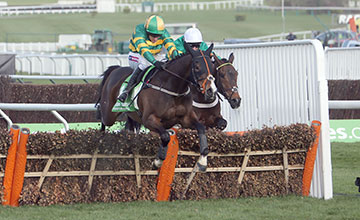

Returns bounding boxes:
[172,27,219,58]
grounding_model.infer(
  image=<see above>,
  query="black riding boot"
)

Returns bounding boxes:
[118,67,142,102]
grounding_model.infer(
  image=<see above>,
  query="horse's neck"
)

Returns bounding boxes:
[154,55,192,92]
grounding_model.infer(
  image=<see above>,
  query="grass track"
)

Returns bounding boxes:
[0,10,342,42]
[0,142,358,219]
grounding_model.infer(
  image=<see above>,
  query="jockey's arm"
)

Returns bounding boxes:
[130,26,157,64]
[162,29,179,59]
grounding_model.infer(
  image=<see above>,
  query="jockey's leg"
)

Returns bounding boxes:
[118,67,142,102]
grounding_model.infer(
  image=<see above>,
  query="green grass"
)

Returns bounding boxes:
[7,0,57,6]
[332,142,359,195]
[0,142,358,219]
[7,0,249,6]
[0,9,343,42]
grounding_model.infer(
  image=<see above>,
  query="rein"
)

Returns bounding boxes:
[161,67,195,86]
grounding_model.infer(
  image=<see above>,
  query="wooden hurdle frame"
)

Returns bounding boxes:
[0,148,306,193]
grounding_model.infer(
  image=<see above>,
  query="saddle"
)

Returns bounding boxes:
[112,66,157,112]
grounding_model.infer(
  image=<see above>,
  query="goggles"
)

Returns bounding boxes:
[188,43,201,48]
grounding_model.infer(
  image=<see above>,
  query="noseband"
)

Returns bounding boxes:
[191,50,213,94]
[215,62,238,101]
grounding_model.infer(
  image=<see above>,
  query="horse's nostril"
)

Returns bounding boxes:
[230,98,241,109]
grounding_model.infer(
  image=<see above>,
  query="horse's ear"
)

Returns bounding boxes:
[205,43,214,56]
[184,42,196,56]
[229,53,234,63]
[213,53,221,64]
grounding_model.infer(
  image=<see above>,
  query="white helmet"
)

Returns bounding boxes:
[184,28,203,43]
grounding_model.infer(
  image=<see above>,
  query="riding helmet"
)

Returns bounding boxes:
[184,28,203,43]
[145,15,165,35]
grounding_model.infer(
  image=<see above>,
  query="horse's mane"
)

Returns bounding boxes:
[95,65,120,105]
[167,52,190,65]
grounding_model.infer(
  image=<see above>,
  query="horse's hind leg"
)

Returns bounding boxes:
[101,123,106,132]
[143,115,170,168]
[153,128,170,168]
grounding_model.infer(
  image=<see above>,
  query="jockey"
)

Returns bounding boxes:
[118,15,179,102]
[170,27,220,59]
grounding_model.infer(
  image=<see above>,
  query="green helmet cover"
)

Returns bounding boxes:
[145,15,165,35]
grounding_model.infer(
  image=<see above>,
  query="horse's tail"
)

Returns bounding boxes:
[95,65,121,106]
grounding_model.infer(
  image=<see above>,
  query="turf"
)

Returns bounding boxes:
[0,9,343,42]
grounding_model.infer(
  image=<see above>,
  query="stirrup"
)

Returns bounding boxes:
[118,92,128,102]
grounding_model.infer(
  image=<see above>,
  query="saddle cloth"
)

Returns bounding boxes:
[112,66,154,112]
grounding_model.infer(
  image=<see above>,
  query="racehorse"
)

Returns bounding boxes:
[124,53,242,132]
[191,53,241,130]
[96,44,216,171]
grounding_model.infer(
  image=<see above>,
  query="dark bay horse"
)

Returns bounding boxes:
[125,53,242,131]
[96,45,216,171]
[191,53,241,130]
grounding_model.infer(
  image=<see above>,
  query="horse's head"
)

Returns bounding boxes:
[213,53,241,109]
[186,43,217,102]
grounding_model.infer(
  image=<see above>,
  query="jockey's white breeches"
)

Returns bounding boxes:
[128,48,167,70]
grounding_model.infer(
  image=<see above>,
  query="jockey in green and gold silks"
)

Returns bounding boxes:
[128,15,178,69]
[118,15,179,102]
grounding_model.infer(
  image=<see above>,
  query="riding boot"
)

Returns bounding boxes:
[118,67,142,102]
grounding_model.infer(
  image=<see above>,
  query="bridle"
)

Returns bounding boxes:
[191,50,215,94]
[215,62,238,101]
[145,52,214,96]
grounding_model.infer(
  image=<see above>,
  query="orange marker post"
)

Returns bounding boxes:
[302,120,321,196]
[225,131,246,136]
[2,125,20,206]
[10,128,30,207]
[156,127,179,201]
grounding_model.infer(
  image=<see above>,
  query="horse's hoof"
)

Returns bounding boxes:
[197,162,207,173]
[216,118,227,131]
[152,158,163,169]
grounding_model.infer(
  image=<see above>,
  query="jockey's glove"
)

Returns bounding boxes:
[154,61,165,70]
[171,50,180,59]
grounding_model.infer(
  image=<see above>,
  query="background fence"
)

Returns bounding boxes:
[15,53,128,75]
[325,47,360,80]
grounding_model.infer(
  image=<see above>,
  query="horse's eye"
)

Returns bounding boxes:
[194,65,201,72]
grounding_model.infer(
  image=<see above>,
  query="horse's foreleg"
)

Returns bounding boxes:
[183,111,209,172]
[215,117,227,130]
[194,121,209,172]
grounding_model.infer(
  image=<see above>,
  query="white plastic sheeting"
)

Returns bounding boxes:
[214,40,332,200]
[325,47,360,80]
[15,54,128,75]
